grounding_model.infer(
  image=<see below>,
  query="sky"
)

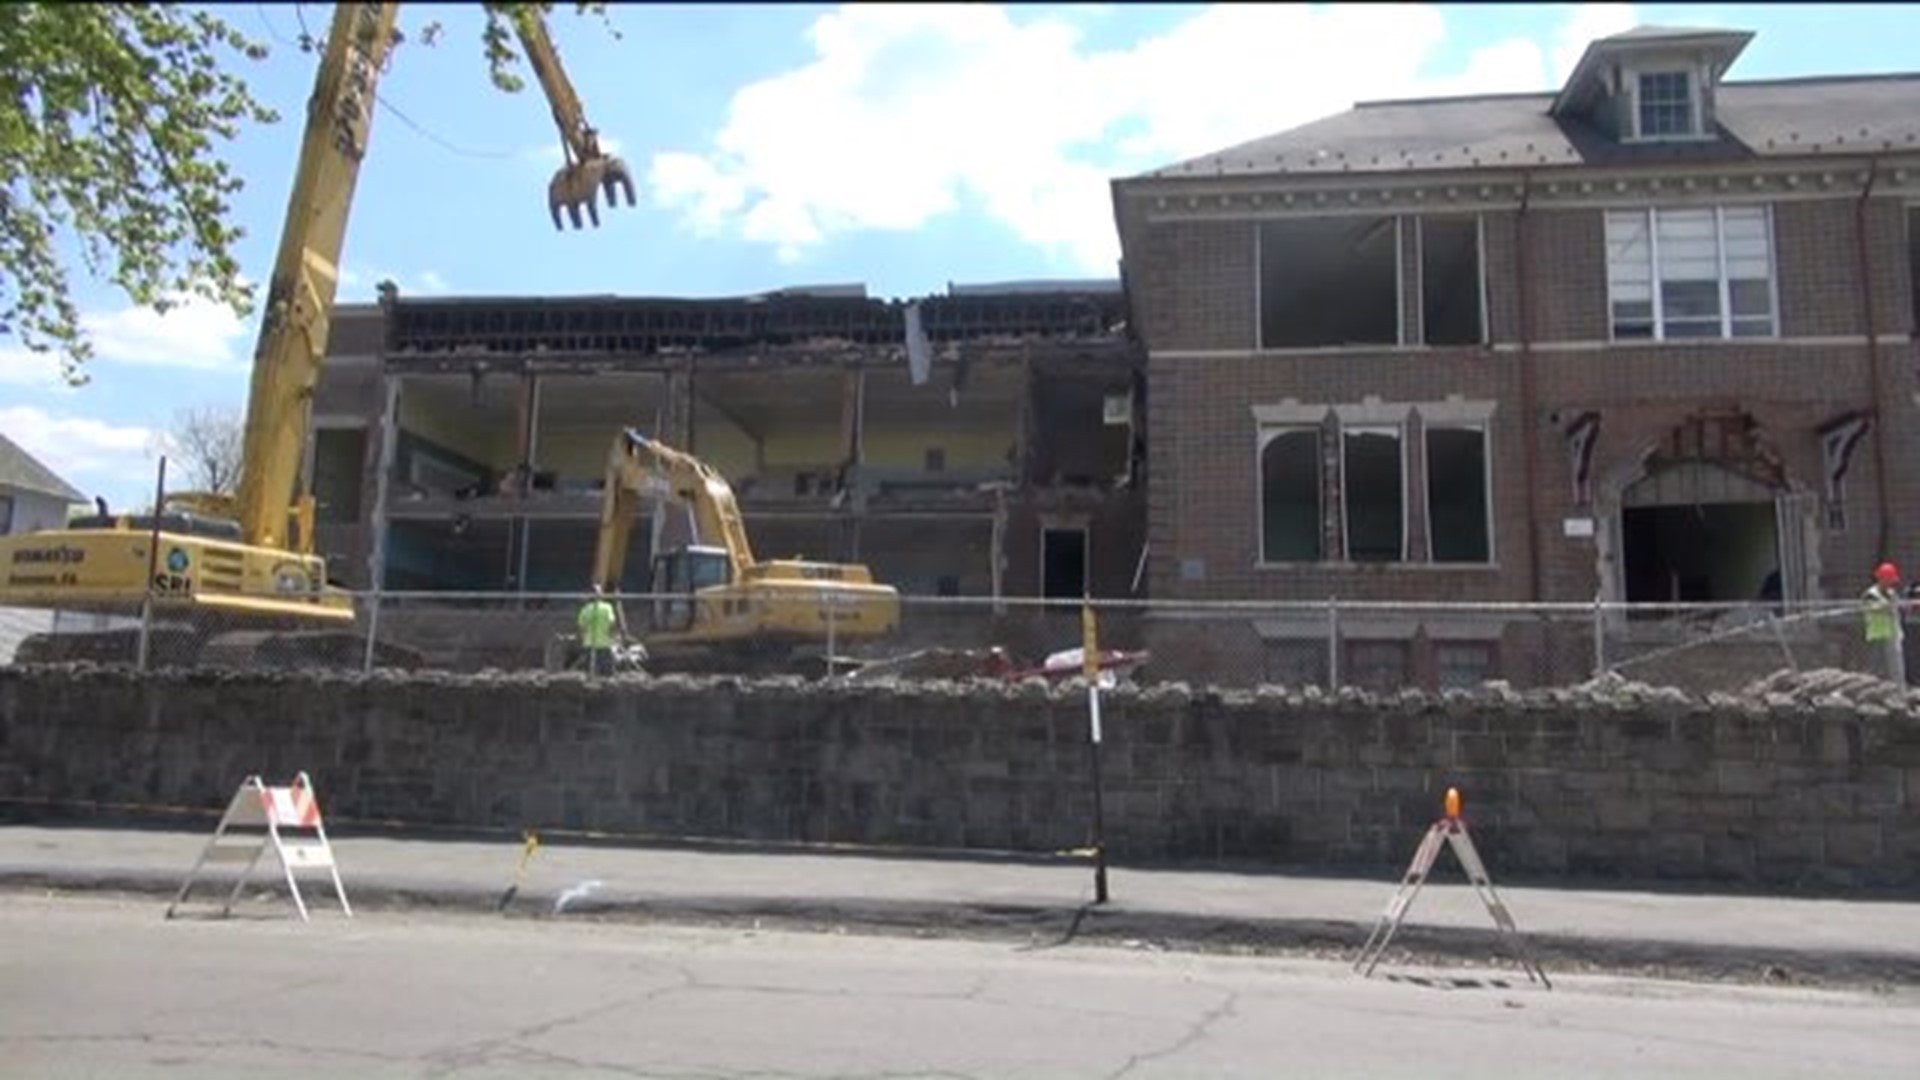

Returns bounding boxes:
[2,1,1917,513]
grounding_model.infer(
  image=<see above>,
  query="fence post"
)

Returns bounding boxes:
[1326,596,1341,691]
[1590,592,1605,677]
[362,377,400,674]
[361,591,382,674]
[825,601,837,679]
[135,456,167,673]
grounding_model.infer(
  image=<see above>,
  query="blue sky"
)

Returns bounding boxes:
[3,2,1917,513]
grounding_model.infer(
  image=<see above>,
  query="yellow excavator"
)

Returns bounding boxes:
[545,428,901,675]
[2,3,634,668]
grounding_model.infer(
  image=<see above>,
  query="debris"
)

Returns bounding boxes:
[553,879,603,915]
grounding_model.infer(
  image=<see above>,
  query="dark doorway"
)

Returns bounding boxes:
[1042,527,1088,599]
[1621,502,1779,605]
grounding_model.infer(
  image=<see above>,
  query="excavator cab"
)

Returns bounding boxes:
[648,544,732,633]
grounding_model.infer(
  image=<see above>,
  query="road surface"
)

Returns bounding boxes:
[1,892,1915,1078]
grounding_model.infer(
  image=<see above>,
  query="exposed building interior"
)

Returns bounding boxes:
[321,284,1144,609]
[1617,417,1789,611]
[1257,213,1485,350]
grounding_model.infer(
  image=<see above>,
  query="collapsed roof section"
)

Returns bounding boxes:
[377,280,1132,362]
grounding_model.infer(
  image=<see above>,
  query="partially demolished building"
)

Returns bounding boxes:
[305,23,1920,688]
[305,282,1143,666]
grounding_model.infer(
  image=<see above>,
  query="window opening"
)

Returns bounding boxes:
[1425,426,1490,563]
[1259,216,1400,347]
[1342,426,1404,562]
[1420,216,1483,345]
[1041,527,1088,599]
[1260,428,1322,562]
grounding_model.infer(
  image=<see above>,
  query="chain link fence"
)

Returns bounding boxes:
[4,589,1902,695]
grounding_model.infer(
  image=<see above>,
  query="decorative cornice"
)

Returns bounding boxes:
[1129,155,1920,223]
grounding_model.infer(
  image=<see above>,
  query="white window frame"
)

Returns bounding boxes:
[1339,423,1408,563]
[1605,205,1779,342]
[1631,68,1700,141]
[1422,422,1495,565]
[1256,425,1325,565]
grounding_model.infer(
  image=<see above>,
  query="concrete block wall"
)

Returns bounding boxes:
[3,667,1917,889]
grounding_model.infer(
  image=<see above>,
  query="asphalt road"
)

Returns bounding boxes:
[2,893,1916,1079]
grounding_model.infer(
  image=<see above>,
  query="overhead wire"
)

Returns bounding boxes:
[254,4,520,162]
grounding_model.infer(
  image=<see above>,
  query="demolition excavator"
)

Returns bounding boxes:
[2,3,635,667]
[544,429,902,675]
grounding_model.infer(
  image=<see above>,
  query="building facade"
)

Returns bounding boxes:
[1112,26,1920,687]
[305,284,1143,668]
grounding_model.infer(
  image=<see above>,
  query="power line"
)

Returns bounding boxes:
[255,4,518,162]
[375,96,518,160]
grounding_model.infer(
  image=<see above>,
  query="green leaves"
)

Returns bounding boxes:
[473,3,618,94]
[0,3,276,386]
[0,2,620,388]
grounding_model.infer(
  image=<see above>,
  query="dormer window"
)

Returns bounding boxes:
[1636,70,1697,137]
[1552,26,1751,146]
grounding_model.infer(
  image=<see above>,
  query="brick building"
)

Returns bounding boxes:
[305,283,1142,668]
[1112,25,1920,687]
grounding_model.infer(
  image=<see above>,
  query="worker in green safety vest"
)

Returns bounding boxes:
[577,583,618,677]
[1861,561,1906,685]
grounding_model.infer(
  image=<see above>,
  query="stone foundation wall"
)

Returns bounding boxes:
[2,666,1916,888]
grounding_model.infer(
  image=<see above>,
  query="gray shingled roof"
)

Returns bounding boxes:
[1136,73,1920,180]
[0,431,84,502]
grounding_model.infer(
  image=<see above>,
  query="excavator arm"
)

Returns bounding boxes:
[591,429,758,591]
[211,2,632,552]
[505,6,638,229]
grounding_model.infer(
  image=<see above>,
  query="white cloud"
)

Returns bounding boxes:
[648,3,1638,272]
[80,291,252,372]
[0,288,254,388]
[1551,3,1638,86]
[0,347,67,388]
[0,405,156,482]
[418,270,450,294]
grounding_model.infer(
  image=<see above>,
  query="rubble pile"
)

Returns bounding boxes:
[1740,667,1920,712]
[1,661,1916,716]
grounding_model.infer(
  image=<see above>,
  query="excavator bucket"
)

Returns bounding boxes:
[549,154,638,230]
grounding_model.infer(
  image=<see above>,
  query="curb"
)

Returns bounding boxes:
[6,867,1916,991]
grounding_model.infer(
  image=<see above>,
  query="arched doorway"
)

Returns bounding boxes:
[1621,462,1781,604]
[1612,411,1808,608]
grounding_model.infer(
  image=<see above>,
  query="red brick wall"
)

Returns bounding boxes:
[1127,219,1255,351]
[1124,190,1918,607]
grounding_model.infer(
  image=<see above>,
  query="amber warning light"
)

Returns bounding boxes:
[1445,787,1462,820]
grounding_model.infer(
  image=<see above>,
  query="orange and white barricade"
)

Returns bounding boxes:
[166,771,351,923]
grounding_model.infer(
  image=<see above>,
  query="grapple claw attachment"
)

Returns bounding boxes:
[547,154,639,231]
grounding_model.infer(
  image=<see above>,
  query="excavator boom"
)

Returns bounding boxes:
[0,1,636,669]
